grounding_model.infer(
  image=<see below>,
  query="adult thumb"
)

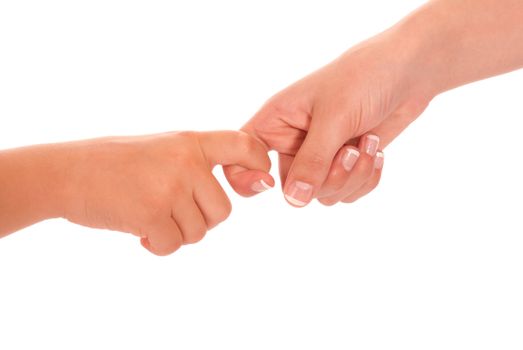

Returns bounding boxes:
[198,131,274,195]
[283,117,348,207]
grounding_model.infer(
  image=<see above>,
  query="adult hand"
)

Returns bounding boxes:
[227,0,523,208]
[226,29,432,207]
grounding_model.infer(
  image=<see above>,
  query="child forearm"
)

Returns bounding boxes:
[0,144,67,237]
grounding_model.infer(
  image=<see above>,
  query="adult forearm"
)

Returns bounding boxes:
[0,144,66,237]
[398,0,523,96]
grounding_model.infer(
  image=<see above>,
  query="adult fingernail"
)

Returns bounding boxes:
[342,148,360,172]
[374,151,384,170]
[284,181,313,207]
[364,135,380,156]
[251,179,273,193]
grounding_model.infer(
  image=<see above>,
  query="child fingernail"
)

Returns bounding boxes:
[251,179,273,193]
[342,148,360,172]
[284,181,313,207]
[374,151,384,170]
[364,135,380,156]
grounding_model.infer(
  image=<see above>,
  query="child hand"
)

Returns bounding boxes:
[59,131,273,255]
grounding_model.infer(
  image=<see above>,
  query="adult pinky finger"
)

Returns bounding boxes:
[342,151,384,203]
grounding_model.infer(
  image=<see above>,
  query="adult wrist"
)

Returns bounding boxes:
[388,3,453,100]
[391,0,523,98]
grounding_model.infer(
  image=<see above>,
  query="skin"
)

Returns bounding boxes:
[0,131,274,255]
[2,0,523,255]
[226,0,523,207]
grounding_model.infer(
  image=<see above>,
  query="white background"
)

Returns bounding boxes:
[1,1,523,349]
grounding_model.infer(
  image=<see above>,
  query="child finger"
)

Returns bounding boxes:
[171,199,208,244]
[140,219,183,256]
[193,173,233,229]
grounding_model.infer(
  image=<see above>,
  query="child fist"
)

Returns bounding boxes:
[60,131,273,255]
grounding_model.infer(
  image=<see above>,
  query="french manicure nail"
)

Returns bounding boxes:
[342,148,360,172]
[251,179,273,193]
[284,181,313,207]
[374,151,384,170]
[364,135,380,156]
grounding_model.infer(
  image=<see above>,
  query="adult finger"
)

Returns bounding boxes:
[282,115,349,207]
[316,145,360,198]
[317,134,380,206]
[223,167,274,197]
[342,151,384,203]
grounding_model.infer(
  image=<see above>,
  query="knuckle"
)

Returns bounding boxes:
[167,132,201,167]
[301,152,329,173]
[218,199,233,223]
[142,207,165,227]
[183,224,207,245]
[208,199,232,228]
[144,224,183,256]
[172,149,199,170]
[165,237,183,255]
[333,180,347,192]
[143,182,181,212]
[327,174,348,193]
[237,132,258,154]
